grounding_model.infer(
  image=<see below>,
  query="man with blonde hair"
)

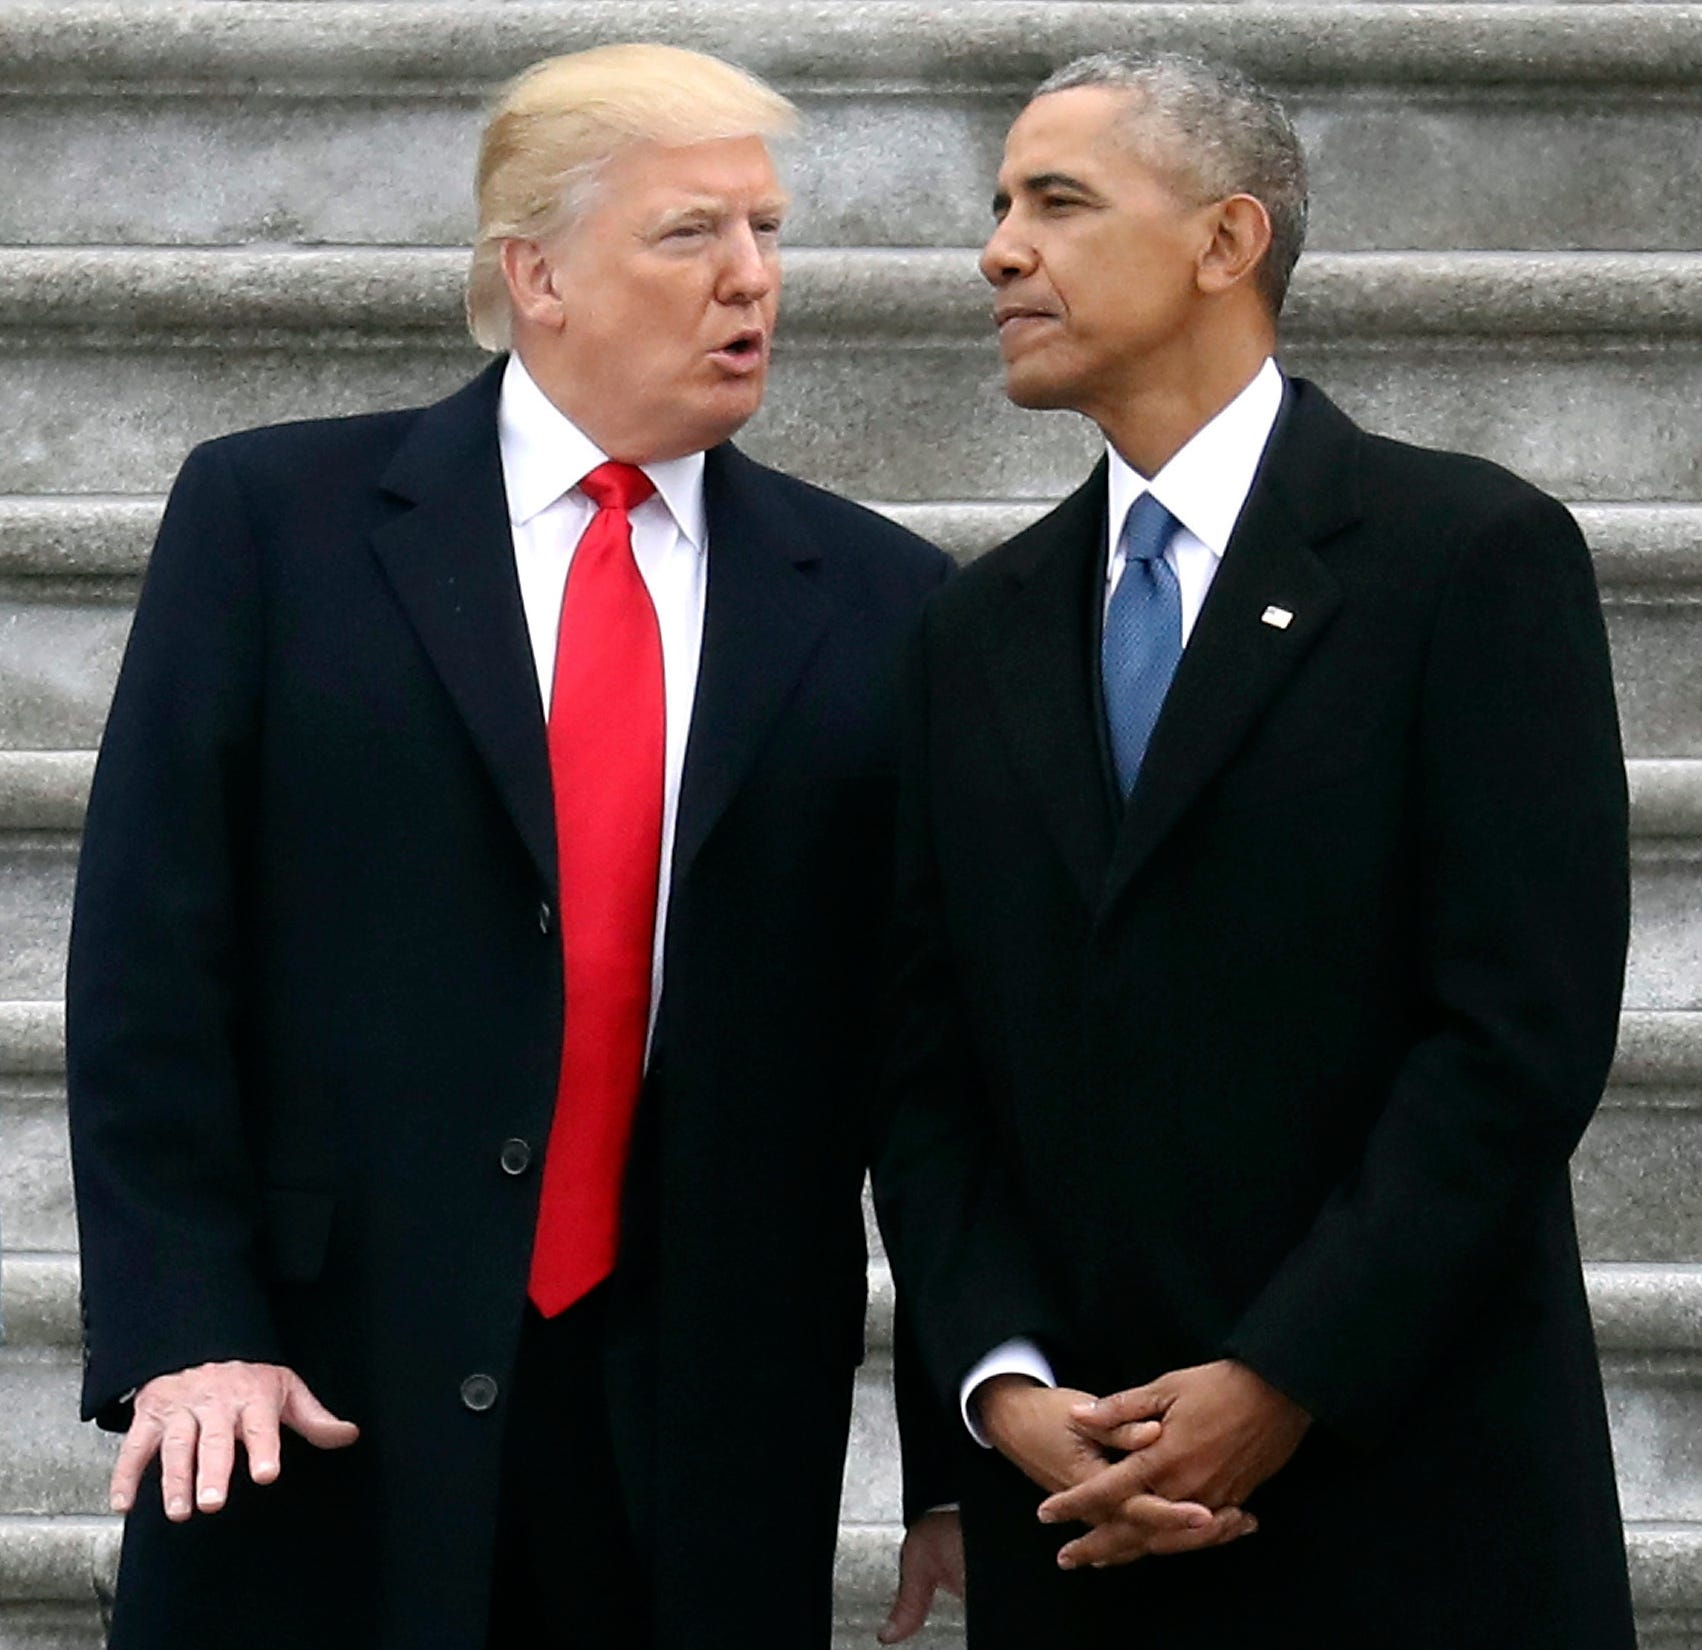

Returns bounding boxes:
[68,43,958,1650]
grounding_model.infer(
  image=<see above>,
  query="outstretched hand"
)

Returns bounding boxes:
[110,1360,359,1521]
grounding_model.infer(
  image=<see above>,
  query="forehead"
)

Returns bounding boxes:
[598,134,784,206]
[999,85,1152,188]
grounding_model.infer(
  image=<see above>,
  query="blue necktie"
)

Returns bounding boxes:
[1102,493,1183,800]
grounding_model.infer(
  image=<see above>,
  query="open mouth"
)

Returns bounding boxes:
[711,329,767,371]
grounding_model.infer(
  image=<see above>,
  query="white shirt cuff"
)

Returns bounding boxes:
[959,1338,1058,1447]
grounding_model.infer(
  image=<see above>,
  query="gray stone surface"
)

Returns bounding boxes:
[0,841,75,1002]
[1630,849,1702,1011]
[4,495,1698,583]
[0,1355,115,1517]
[1581,1096,1702,1262]
[8,88,1702,254]
[0,1085,74,1255]
[5,3,1702,95]
[1,249,1700,500]
[1616,1371,1702,1524]
[0,607,126,755]
[0,1604,106,1650]
[1,576,1694,757]
[1612,604,1702,758]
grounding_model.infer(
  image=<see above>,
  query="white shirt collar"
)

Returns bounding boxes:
[496,352,707,550]
[1106,356,1285,564]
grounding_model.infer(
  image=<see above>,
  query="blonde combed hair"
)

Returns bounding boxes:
[466,44,799,351]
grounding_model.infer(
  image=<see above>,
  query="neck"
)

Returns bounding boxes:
[1092,316,1274,479]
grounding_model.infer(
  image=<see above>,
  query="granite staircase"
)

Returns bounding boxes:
[1,4,1700,1646]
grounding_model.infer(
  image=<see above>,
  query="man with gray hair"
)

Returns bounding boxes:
[67,42,961,1650]
[875,50,1637,1647]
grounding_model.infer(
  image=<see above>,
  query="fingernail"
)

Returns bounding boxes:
[1037,1508,1058,1524]
[1187,1509,1212,1527]
[168,1498,189,1518]
[253,1460,278,1480]
[110,1493,130,1512]
[197,1487,223,1508]
[1057,1553,1076,1570]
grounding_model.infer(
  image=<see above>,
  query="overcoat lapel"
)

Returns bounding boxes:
[1102,380,1358,911]
[983,462,1119,911]
[369,359,557,892]
[671,444,830,890]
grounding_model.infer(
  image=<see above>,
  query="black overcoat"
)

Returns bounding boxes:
[875,379,1638,1648]
[67,359,952,1650]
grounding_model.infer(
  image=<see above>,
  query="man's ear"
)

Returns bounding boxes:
[500,238,567,331]
[1196,195,1273,298]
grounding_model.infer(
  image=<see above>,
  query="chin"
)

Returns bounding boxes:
[1002,365,1075,411]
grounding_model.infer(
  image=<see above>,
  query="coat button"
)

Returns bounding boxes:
[460,1374,499,1412]
[499,1138,532,1176]
[537,900,553,934]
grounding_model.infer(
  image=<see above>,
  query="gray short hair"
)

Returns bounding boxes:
[1035,51,1307,316]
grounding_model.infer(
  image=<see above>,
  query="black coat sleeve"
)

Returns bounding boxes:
[66,440,282,1426]
[1223,490,1629,1446]
[872,601,1066,1412]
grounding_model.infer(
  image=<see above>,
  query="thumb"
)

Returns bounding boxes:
[1070,1384,1167,1428]
[280,1375,361,1450]
[1071,1415,1162,1454]
[878,1556,936,1645]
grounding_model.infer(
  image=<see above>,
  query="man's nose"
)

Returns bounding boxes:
[719,224,776,303]
[979,221,1035,287]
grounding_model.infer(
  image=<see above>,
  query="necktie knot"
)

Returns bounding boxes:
[1121,492,1180,567]
[580,460,655,514]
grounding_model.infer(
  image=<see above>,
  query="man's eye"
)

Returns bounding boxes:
[753,219,783,238]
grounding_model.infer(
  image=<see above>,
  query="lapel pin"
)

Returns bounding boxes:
[1261,605,1294,630]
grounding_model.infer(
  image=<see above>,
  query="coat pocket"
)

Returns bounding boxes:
[260,1184,337,1284]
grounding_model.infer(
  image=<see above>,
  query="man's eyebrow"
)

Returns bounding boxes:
[1023,171,1098,197]
[993,171,1102,215]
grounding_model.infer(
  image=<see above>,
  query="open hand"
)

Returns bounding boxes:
[110,1360,359,1521]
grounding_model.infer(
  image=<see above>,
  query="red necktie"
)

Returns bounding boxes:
[528,460,664,1317]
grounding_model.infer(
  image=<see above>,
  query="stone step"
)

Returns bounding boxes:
[6,1012,1702,1261]
[0,757,1696,1000]
[0,248,1700,500]
[0,1513,961,1650]
[5,1255,1702,1524]
[1,3,1700,254]
[0,1524,1694,1647]
[4,522,1700,758]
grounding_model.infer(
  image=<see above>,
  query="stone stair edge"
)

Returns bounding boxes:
[3,3,1702,94]
[5,497,1702,585]
[0,1512,1687,1618]
[3,752,1699,837]
[8,1251,1702,1356]
[3,248,1702,341]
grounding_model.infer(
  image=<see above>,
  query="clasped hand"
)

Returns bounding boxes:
[976,1360,1310,1570]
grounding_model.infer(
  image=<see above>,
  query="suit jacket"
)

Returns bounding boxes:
[874,379,1637,1648]
[66,358,953,1650]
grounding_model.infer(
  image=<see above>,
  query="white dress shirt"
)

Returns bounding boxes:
[960,356,1286,1443]
[498,353,709,1050]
